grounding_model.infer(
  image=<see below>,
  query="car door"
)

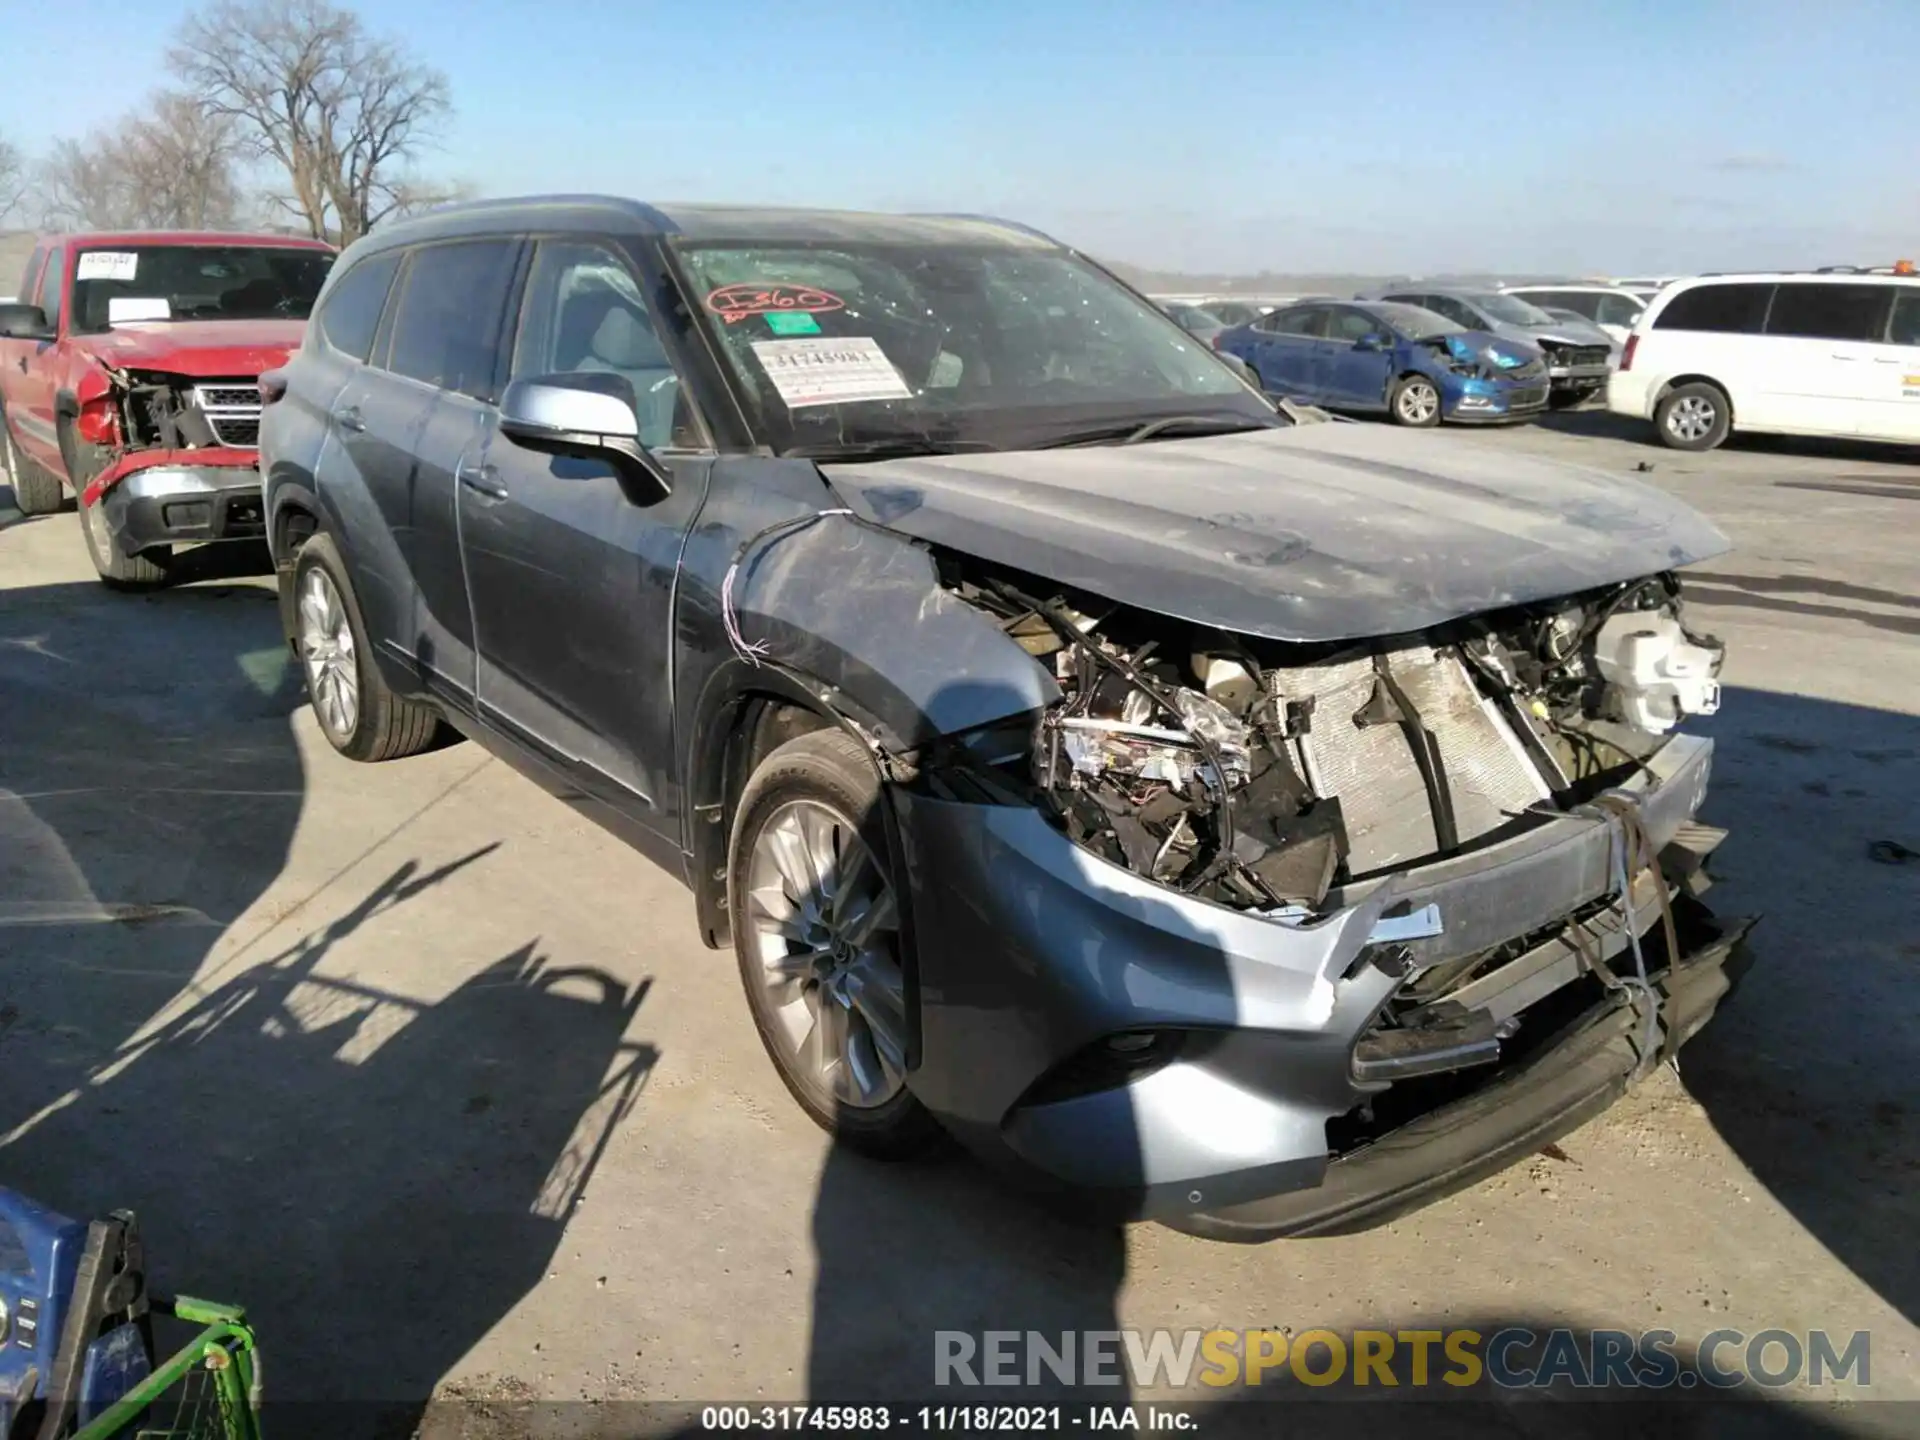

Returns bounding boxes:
[1244,305,1327,397]
[1321,307,1396,409]
[1759,282,1894,436]
[1873,287,1920,441]
[459,235,712,850]
[337,237,523,708]
[6,247,66,474]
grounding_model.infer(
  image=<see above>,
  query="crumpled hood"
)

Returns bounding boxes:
[76,318,307,376]
[821,423,1730,643]
[1441,330,1540,370]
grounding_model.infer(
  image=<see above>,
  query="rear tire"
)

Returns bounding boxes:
[1654,381,1731,451]
[1389,375,1442,427]
[729,728,941,1159]
[291,532,442,762]
[2,412,63,516]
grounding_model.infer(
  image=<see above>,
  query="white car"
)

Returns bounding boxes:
[1607,272,1920,451]
[1500,283,1647,344]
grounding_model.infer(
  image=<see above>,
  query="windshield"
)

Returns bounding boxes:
[1370,302,1457,339]
[673,240,1268,455]
[1468,291,1557,326]
[70,244,334,335]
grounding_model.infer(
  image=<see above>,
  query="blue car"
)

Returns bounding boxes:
[1218,299,1550,426]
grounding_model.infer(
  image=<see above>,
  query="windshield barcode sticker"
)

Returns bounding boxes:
[749,337,912,408]
[76,252,139,281]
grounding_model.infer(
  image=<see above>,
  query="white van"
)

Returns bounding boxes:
[1608,273,1920,450]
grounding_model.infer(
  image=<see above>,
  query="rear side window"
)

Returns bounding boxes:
[385,240,520,401]
[314,251,400,361]
[37,249,64,329]
[1765,283,1894,342]
[1595,293,1644,327]
[1654,283,1772,334]
[1888,290,1920,345]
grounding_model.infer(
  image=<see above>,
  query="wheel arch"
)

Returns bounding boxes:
[1656,373,1735,422]
[686,665,874,951]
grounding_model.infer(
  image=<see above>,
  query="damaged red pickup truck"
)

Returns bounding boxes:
[0,231,334,586]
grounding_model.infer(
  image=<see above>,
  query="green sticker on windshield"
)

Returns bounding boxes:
[764,311,822,335]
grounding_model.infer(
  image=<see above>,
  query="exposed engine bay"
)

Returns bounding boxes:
[89,367,263,453]
[948,566,1723,913]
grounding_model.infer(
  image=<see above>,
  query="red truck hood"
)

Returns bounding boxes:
[76,319,307,377]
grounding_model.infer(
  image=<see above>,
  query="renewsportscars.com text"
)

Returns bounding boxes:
[934,1327,1871,1391]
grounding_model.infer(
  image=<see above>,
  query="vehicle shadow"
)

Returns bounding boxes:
[1534,405,1920,469]
[1681,685,1919,1324]
[0,577,657,1434]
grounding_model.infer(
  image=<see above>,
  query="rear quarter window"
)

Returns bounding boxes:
[1764,283,1894,342]
[1653,283,1773,334]
[314,251,401,361]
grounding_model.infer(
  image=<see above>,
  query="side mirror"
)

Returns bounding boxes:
[0,303,55,342]
[498,372,672,507]
[1214,350,1262,390]
[1354,332,1387,352]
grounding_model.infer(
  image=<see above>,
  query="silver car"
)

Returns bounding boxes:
[1368,286,1617,406]
[259,197,1750,1237]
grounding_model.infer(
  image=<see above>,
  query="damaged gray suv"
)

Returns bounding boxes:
[259,197,1751,1237]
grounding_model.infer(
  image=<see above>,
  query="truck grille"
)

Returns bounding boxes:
[192,384,263,449]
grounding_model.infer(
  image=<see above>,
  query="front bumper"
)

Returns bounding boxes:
[97,464,265,555]
[893,733,1735,1228]
[1546,363,1611,394]
[1444,381,1549,424]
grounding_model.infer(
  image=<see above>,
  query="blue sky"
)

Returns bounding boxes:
[4,0,1914,274]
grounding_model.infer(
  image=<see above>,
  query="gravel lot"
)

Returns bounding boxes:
[2,411,1915,1433]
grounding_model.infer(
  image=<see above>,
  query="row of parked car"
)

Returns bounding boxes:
[1160,266,1920,449]
[0,200,1749,1240]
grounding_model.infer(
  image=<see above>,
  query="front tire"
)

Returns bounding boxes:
[291,532,441,761]
[2,413,63,516]
[1389,375,1442,427]
[729,729,941,1159]
[79,494,171,589]
[1655,381,1731,451]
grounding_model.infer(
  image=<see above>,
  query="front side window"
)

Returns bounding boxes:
[1370,302,1456,340]
[1654,283,1773,334]
[313,251,400,362]
[1327,308,1378,342]
[68,245,332,334]
[512,239,699,449]
[37,248,63,329]
[385,240,519,400]
[672,239,1267,455]
[17,244,46,305]
[1764,283,1894,342]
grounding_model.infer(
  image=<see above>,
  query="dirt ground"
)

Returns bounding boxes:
[2,410,1915,1435]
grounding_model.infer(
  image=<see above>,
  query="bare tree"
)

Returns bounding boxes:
[0,131,25,224]
[33,96,243,230]
[169,0,452,244]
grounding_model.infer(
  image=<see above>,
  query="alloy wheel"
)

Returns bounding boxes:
[1398,381,1439,424]
[299,567,360,738]
[1666,394,1717,442]
[744,798,909,1109]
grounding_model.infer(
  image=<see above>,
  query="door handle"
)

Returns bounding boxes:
[333,405,365,432]
[1872,355,1903,364]
[13,356,24,373]
[457,461,508,501]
